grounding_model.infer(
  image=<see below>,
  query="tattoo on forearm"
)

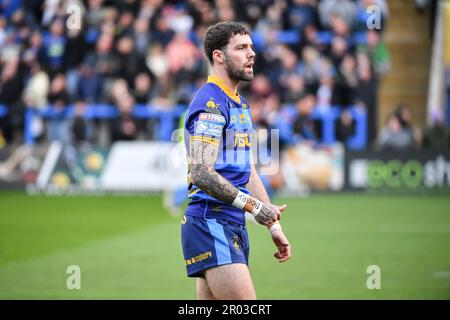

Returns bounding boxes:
[256,205,278,225]
[189,140,239,204]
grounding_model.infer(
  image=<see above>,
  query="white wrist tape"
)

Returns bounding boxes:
[231,191,248,209]
[269,222,282,234]
[232,191,263,217]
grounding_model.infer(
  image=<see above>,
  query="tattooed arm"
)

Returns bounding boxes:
[189,139,278,226]
[189,139,238,204]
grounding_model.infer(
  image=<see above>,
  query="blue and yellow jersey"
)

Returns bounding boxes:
[184,75,254,225]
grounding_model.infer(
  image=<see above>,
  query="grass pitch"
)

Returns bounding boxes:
[0,191,449,299]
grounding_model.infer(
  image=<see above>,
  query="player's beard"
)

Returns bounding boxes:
[224,54,254,82]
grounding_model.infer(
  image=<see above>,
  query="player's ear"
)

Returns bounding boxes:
[212,49,224,64]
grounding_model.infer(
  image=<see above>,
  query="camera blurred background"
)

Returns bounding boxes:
[0,0,449,299]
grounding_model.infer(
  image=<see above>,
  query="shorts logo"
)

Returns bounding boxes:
[232,235,240,252]
[185,251,213,266]
[181,215,187,224]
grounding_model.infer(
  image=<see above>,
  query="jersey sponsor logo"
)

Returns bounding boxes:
[195,113,226,137]
[239,113,250,124]
[234,132,252,148]
[198,113,226,123]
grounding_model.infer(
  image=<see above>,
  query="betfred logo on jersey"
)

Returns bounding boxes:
[198,113,225,123]
[195,113,226,137]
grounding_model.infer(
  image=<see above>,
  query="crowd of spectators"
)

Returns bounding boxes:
[0,0,397,150]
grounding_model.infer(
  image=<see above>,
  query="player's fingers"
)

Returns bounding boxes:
[278,204,287,212]
[278,247,290,262]
[285,245,291,259]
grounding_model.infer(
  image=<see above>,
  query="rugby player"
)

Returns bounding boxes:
[181,21,291,300]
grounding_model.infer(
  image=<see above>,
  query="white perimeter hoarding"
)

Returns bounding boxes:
[100,141,188,191]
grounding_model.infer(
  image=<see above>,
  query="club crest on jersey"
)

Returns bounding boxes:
[206,98,219,109]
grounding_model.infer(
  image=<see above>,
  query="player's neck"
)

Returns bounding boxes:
[210,70,239,95]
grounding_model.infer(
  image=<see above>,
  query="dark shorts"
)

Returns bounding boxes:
[181,215,250,278]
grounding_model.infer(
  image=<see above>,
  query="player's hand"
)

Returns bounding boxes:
[271,227,291,262]
[255,203,280,226]
[274,204,287,221]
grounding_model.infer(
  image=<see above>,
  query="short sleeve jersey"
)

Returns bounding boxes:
[184,75,254,225]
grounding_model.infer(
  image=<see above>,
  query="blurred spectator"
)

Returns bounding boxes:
[0,15,7,47]
[298,46,323,94]
[0,59,26,143]
[84,33,119,81]
[23,62,50,110]
[116,35,148,86]
[355,52,378,144]
[42,18,66,76]
[284,0,319,32]
[376,113,415,151]
[42,0,61,26]
[133,17,152,57]
[0,0,394,148]
[47,73,71,144]
[72,100,94,146]
[335,109,355,144]
[250,74,274,101]
[116,11,135,37]
[332,54,358,107]
[151,14,175,47]
[133,73,155,104]
[329,36,349,70]
[166,31,199,75]
[319,0,356,31]
[422,110,450,149]
[1,29,21,63]
[22,31,45,66]
[395,104,422,147]
[110,94,138,142]
[329,14,352,38]
[357,30,390,76]
[77,62,103,103]
[292,93,320,143]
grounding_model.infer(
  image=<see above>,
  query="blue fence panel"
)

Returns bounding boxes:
[23,103,366,148]
[0,104,8,118]
[24,104,187,145]
[276,105,367,150]
[347,106,367,150]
